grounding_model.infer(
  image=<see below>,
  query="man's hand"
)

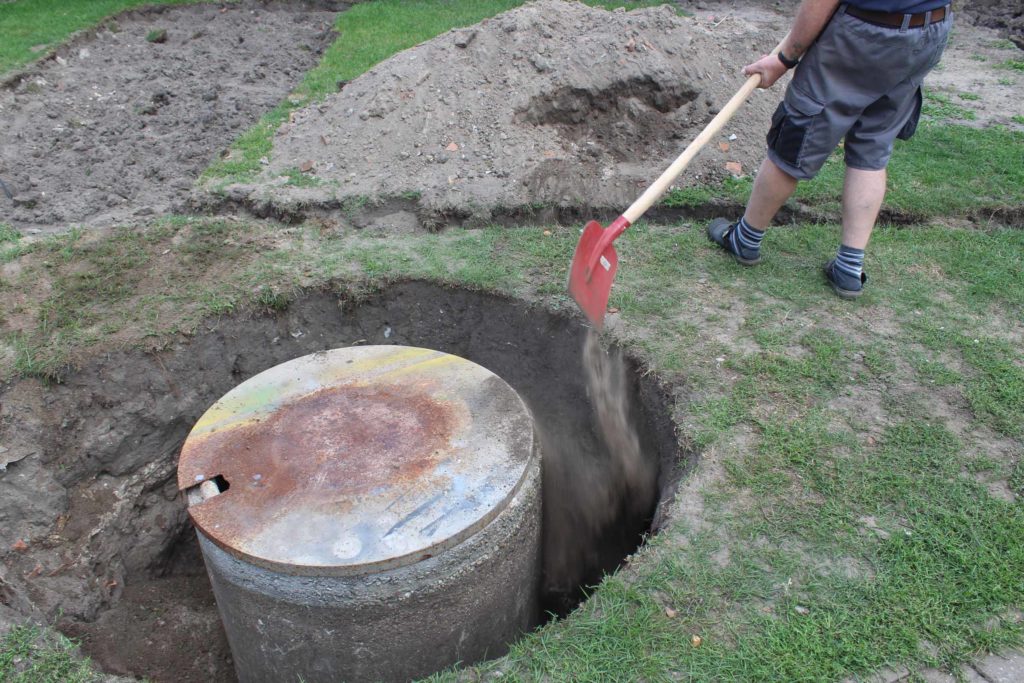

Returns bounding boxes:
[743,54,788,89]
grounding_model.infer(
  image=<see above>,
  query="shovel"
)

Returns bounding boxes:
[568,38,786,328]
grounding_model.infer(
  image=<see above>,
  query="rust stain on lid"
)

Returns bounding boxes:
[178,346,535,576]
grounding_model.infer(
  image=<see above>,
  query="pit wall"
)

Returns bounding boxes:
[0,281,689,645]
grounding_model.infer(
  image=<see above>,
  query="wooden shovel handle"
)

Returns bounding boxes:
[621,36,788,225]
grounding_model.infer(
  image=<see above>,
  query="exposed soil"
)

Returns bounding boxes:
[58,536,233,683]
[0,282,687,682]
[925,8,1024,129]
[227,0,785,229]
[960,0,1024,48]
[2,0,1020,236]
[0,1,1021,679]
[0,1,340,234]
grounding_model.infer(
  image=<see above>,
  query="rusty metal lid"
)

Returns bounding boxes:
[177,346,536,576]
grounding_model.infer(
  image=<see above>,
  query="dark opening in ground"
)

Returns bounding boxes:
[2,281,690,682]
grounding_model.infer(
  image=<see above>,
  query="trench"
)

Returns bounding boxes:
[2,281,692,682]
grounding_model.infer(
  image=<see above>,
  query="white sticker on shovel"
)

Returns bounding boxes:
[599,255,611,271]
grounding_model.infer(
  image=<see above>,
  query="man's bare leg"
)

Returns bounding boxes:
[826,166,887,297]
[839,167,887,249]
[707,156,798,264]
[742,157,799,229]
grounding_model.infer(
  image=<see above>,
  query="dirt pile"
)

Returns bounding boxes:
[234,0,782,230]
[961,0,1024,48]
[0,2,338,233]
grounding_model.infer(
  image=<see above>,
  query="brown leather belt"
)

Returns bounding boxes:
[846,5,948,28]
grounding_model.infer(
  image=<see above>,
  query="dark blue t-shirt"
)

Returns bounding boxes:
[846,0,948,12]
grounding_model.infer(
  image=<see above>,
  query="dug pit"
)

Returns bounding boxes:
[0,281,690,682]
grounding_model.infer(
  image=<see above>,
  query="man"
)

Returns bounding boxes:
[708,0,952,298]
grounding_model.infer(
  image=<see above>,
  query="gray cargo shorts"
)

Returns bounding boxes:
[766,3,952,180]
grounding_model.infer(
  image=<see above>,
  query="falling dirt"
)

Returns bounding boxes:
[230,0,785,229]
[541,329,658,606]
[0,1,340,233]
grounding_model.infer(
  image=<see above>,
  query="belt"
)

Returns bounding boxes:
[846,5,948,28]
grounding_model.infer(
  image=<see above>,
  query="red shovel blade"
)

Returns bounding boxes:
[568,219,623,328]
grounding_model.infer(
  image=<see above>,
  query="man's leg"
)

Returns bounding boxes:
[839,166,886,248]
[826,166,887,297]
[743,157,800,230]
[707,157,798,265]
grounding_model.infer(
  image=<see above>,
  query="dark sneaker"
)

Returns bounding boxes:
[706,218,761,266]
[823,258,867,299]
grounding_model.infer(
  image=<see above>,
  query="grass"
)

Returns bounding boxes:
[921,91,976,121]
[1,0,1023,681]
[999,59,1024,72]
[282,167,323,188]
[2,219,1023,683]
[665,121,1024,221]
[0,223,21,243]
[0,624,99,683]
[0,0,203,74]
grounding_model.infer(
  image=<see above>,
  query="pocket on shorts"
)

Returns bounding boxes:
[766,86,825,167]
[896,87,923,141]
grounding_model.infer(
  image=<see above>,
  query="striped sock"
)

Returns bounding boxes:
[834,244,865,280]
[730,217,765,256]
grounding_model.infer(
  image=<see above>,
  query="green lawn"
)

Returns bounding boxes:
[664,122,1024,222]
[0,624,100,683]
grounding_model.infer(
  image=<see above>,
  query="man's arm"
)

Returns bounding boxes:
[744,0,841,88]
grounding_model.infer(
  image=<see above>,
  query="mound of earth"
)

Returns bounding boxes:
[0,1,339,234]
[226,0,784,230]
[961,0,1024,48]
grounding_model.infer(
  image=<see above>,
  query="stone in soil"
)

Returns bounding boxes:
[233,0,785,228]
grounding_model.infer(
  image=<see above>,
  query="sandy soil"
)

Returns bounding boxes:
[228,0,786,230]
[925,8,1024,129]
[215,0,1024,232]
[1,1,1019,235]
